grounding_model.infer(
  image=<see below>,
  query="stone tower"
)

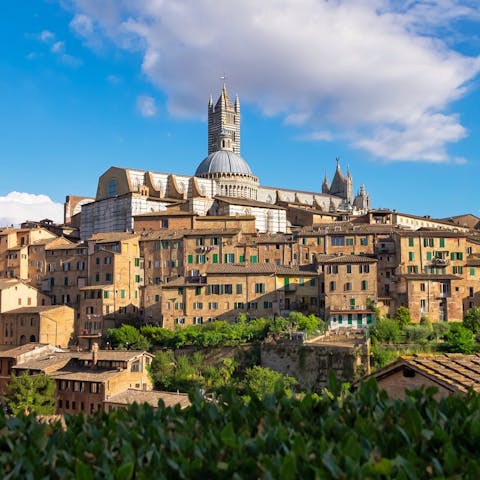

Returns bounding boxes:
[208,84,240,155]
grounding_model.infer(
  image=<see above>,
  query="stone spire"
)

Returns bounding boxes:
[208,84,240,154]
[322,170,330,194]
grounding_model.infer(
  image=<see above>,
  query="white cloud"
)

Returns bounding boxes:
[67,0,480,162]
[136,95,158,117]
[106,74,121,84]
[39,30,55,42]
[70,13,94,37]
[296,131,333,142]
[0,192,63,227]
[51,41,65,54]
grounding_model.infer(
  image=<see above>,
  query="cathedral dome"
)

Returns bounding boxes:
[195,150,253,177]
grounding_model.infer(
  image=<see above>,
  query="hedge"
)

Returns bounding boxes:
[1,380,480,478]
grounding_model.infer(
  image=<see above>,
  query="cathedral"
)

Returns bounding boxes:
[76,85,371,239]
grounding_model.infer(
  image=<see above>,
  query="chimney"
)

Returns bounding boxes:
[91,342,99,368]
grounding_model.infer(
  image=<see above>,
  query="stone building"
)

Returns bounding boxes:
[76,85,370,239]
[0,305,74,347]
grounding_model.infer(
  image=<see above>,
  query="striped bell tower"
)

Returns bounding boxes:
[208,84,240,155]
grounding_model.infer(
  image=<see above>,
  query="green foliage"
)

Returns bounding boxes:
[419,316,433,332]
[241,365,297,400]
[404,325,430,344]
[463,307,480,334]
[5,372,56,416]
[430,322,451,342]
[370,344,401,369]
[444,323,477,354]
[2,382,480,478]
[138,314,320,349]
[150,351,237,394]
[288,312,325,335]
[394,306,412,328]
[107,324,151,351]
[369,318,401,343]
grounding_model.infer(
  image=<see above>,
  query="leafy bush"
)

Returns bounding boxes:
[107,324,151,351]
[444,323,477,354]
[240,365,297,399]
[369,318,401,343]
[393,306,411,328]
[370,344,401,369]
[463,307,480,334]
[4,372,56,416]
[2,382,480,478]
[404,325,430,344]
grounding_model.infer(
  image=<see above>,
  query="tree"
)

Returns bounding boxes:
[463,307,480,334]
[369,318,401,343]
[5,372,56,416]
[241,366,297,399]
[107,324,151,351]
[444,323,476,354]
[394,307,411,328]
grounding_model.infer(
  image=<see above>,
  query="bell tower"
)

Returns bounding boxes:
[208,84,240,154]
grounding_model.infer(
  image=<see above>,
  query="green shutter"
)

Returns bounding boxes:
[440,238,445,248]
[188,255,193,264]
[426,252,432,261]
[212,253,218,264]
[348,314,353,325]
[239,255,245,263]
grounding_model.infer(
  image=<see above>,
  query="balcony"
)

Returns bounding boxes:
[431,258,450,267]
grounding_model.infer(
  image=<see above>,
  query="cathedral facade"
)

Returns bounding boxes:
[78,85,370,240]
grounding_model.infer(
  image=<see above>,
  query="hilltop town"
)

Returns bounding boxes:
[1,85,480,413]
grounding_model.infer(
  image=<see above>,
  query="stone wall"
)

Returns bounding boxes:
[260,340,369,392]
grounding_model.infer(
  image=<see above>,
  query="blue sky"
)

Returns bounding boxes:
[1,0,480,225]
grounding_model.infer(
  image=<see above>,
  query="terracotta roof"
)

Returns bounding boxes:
[369,354,480,394]
[79,284,112,291]
[0,279,31,290]
[51,368,124,382]
[195,215,256,221]
[467,255,480,267]
[206,264,317,276]
[0,343,51,358]
[3,305,72,314]
[88,232,140,243]
[317,254,377,264]
[134,211,195,218]
[73,350,153,362]
[254,233,294,244]
[398,274,461,280]
[215,196,286,210]
[105,389,191,409]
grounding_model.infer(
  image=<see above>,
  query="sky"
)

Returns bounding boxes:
[1,0,480,226]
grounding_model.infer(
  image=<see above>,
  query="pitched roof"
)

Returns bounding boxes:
[88,232,140,243]
[369,354,480,394]
[206,263,317,276]
[215,196,286,210]
[105,389,191,409]
[3,305,72,314]
[316,253,377,264]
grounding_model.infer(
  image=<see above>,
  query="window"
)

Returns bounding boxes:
[212,253,219,264]
[426,252,432,261]
[106,273,113,282]
[103,291,109,299]
[331,237,345,246]
[453,266,463,274]
[327,265,338,274]
[209,302,218,310]
[470,268,475,276]
[346,264,352,274]
[196,255,206,264]
[359,264,370,273]
[346,238,354,246]
[193,317,203,325]
[195,287,202,296]
[175,317,185,325]
[263,301,272,309]
[234,302,245,309]
[155,294,160,302]
[255,283,265,294]
[224,254,235,263]
[439,238,445,248]
[420,283,425,292]
[309,279,316,286]
[178,288,184,295]
[408,238,414,247]
[344,282,352,291]
[174,303,185,310]
[107,179,118,197]
[135,274,141,282]
[360,237,368,246]
[193,302,203,310]
[196,238,204,246]
[187,255,193,264]
[361,280,368,290]
[120,290,125,299]
[211,237,220,246]
[224,284,233,294]
[104,257,112,265]
[408,252,415,261]
[329,281,336,291]
[250,255,258,263]
[236,284,243,294]
[420,299,426,312]
[247,302,258,309]
[407,266,418,274]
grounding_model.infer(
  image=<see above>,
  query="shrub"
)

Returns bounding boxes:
[2,382,480,478]
[444,323,476,354]
[394,306,412,328]
[404,325,430,344]
[463,307,480,334]
[369,318,401,343]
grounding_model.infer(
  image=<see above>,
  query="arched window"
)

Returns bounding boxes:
[107,179,118,197]
[29,335,36,342]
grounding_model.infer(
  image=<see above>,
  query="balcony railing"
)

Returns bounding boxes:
[431,258,450,267]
